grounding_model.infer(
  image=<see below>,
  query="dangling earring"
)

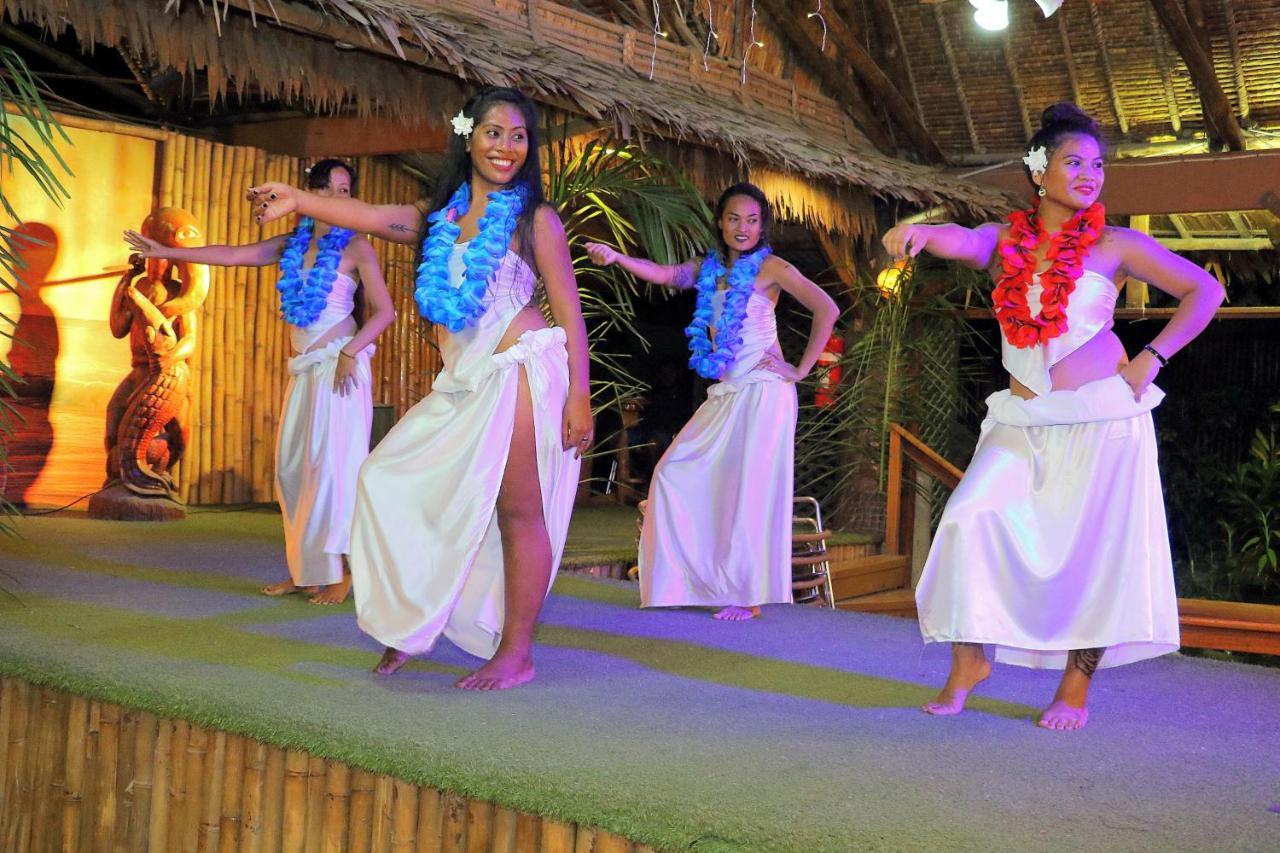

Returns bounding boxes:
[1037,186,1046,198]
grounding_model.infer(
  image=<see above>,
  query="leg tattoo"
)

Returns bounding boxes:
[1073,647,1104,679]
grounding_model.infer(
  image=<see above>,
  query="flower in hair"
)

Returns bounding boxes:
[451,111,475,138]
[1022,145,1048,174]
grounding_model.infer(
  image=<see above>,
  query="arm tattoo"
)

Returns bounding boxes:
[1072,647,1104,679]
[672,263,694,289]
[388,223,414,233]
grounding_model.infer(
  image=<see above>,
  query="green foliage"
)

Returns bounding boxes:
[542,129,713,413]
[791,259,989,529]
[1,46,73,531]
[1181,401,1280,601]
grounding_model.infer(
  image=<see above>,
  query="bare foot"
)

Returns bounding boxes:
[373,647,409,675]
[922,647,991,716]
[260,579,313,597]
[1037,699,1089,731]
[308,574,351,605]
[712,606,761,622]
[455,652,535,691]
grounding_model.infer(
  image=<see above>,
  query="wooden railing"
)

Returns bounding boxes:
[884,424,964,564]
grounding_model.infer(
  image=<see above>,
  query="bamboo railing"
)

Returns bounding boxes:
[152,133,439,505]
[0,677,658,852]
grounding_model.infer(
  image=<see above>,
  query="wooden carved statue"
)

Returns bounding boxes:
[88,207,208,520]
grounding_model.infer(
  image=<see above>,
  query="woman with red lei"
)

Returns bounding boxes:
[883,103,1224,731]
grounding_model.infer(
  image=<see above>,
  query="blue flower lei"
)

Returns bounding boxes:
[276,216,355,328]
[685,245,772,380]
[414,182,527,333]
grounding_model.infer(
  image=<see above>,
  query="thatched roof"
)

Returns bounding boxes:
[2,0,1016,226]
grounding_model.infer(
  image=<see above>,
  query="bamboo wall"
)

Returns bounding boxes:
[151,131,438,505]
[0,677,656,853]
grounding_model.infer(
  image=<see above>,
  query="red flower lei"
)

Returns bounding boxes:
[992,202,1106,349]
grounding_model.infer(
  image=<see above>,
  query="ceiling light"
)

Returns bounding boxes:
[969,0,1009,32]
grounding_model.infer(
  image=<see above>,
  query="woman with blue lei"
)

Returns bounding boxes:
[249,88,592,691]
[587,183,838,621]
[127,159,395,606]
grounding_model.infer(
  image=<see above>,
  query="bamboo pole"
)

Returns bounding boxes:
[250,147,274,503]
[304,754,327,850]
[167,720,192,851]
[415,786,442,852]
[320,761,350,853]
[109,707,134,851]
[347,768,375,853]
[147,719,173,853]
[514,812,541,851]
[464,801,493,853]
[281,748,310,853]
[491,807,518,853]
[216,734,244,853]
[573,826,596,853]
[81,688,101,846]
[239,741,269,853]
[196,143,215,505]
[161,132,177,208]
[32,688,65,851]
[541,819,576,853]
[8,682,38,851]
[440,791,467,853]
[261,745,286,853]
[595,831,635,853]
[61,694,89,851]
[370,774,395,853]
[124,713,154,852]
[90,702,120,851]
[1,680,30,850]
[389,778,418,852]
[0,679,14,806]
[230,146,254,504]
[197,730,227,852]
[203,141,226,506]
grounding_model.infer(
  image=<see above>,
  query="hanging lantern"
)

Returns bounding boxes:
[876,257,911,299]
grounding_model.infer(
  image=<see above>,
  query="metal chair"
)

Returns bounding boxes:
[792,496,835,608]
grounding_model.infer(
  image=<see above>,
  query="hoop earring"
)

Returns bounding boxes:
[1037,186,1046,198]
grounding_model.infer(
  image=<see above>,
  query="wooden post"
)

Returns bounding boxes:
[885,426,903,554]
[1126,215,1151,308]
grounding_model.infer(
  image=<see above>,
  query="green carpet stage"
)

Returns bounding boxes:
[1,509,1278,851]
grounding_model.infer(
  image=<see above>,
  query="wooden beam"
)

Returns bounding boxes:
[1000,28,1032,139]
[1148,0,1247,151]
[1157,237,1272,251]
[1056,12,1084,107]
[1087,0,1129,135]
[1126,215,1150,307]
[1145,2,1184,133]
[856,0,921,124]
[1169,214,1192,239]
[218,115,450,157]
[755,0,897,156]
[819,1,946,163]
[964,148,1280,215]
[1219,0,1250,120]
[932,5,980,154]
[1227,212,1252,238]
[0,22,164,118]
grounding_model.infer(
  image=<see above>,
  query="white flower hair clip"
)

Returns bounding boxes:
[1022,145,1048,175]
[451,111,475,138]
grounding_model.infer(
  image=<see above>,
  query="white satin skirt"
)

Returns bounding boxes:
[640,373,797,608]
[348,328,581,659]
[916,374,1180,670]
[275,336,373,587]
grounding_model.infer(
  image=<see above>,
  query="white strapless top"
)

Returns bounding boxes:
[1001,269,1119,396]
[431,243,538,393]
[710,289,780,383]
[291,270,358,354]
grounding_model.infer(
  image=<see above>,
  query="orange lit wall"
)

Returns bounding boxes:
[2,118,157,509]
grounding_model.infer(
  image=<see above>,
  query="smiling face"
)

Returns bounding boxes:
[1036,134,1104,210]
[719,194,764,254]
[468,103,529,189]
[315,167,353,199]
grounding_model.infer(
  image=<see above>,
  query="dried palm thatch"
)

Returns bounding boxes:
[3,0,1017,225]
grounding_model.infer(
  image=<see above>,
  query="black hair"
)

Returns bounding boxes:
[306,158,359,195]
[1023,102,1105,188]
[713,182,773,255]
[428,87,546,267]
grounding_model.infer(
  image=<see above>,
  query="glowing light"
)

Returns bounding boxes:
[876,257,911,299]
[969,0,1009,32]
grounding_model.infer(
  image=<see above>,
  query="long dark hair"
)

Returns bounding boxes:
[713,182,773,255]
[1023,102,1105,188]
[428,87,546,267]
[306,158,358,195]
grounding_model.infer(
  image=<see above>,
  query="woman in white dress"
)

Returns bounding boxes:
[587,183,838,620]
[249,88,592,690]
[126,159,396,605]
[883,104,1224,730]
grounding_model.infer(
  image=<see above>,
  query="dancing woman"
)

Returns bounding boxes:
[588,183,838,620]
[126,159,395,605]
[882,103,1224,730]
[248,88,591,690]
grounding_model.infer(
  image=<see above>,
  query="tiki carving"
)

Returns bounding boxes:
[91,208,207,518]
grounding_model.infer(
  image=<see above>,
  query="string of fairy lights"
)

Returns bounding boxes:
[643,1,832,86]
